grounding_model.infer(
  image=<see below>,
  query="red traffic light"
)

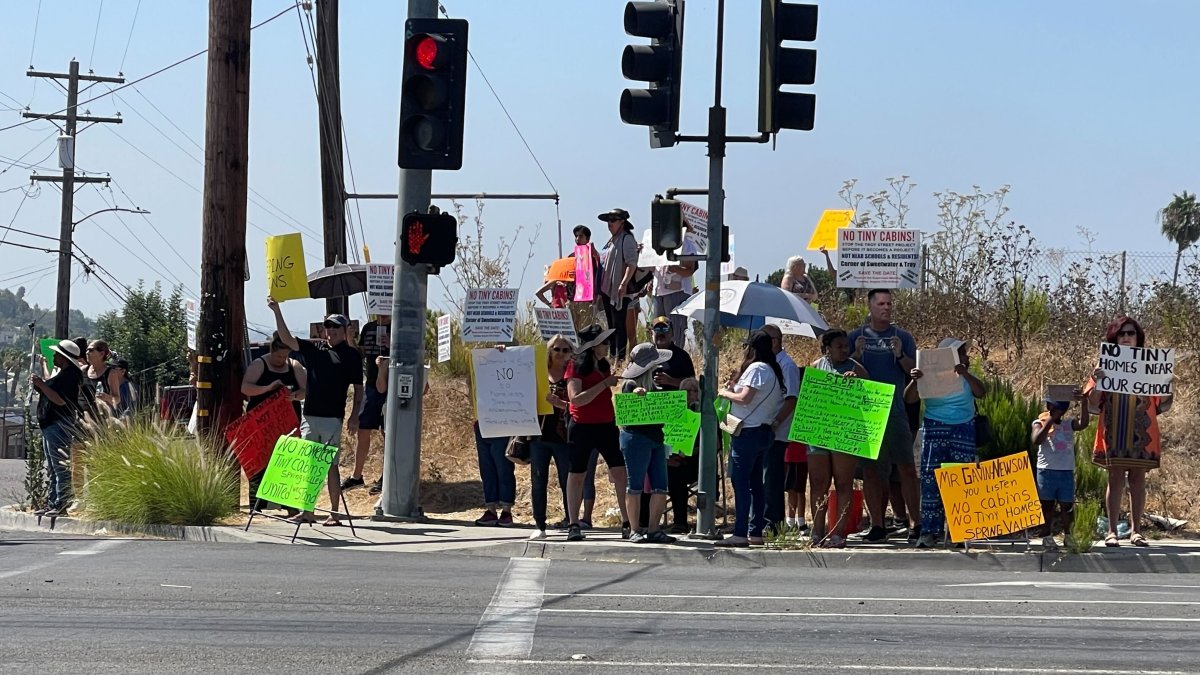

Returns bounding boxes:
[413,34,446,70]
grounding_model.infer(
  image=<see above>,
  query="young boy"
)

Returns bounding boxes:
[1031,392,1090,549]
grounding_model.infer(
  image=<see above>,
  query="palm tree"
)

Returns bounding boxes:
[1159,191,1200,285]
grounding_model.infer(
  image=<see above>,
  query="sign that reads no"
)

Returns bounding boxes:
[1094,342,1175,397]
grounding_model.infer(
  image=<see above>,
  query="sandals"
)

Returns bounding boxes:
[287,513,318,525]
[1104,533,1120,547]
[1130,533,1149,547]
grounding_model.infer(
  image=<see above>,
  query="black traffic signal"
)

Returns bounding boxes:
[400,211,458,270]
[651,196,683,254]
[398,18,469,170]
[620,1,685,149]
[721,225,731,264]
[758,1,817,133]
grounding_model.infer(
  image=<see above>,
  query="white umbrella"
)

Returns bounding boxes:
[671,280,828,336]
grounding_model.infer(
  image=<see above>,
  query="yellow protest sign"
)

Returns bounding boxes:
[265,233,309,302]
[934,452,1044,543]
[534,342,553,416]
[806,209,854,251]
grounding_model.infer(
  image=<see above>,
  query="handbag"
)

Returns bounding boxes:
[720,376,777,437]
[973,414,994,450]
[505,436,532,465]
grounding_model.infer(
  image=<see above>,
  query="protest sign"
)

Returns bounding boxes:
[437,315,452,363]
[471,346,541,437]
[184,298,198,350]
[462,288,518,343]
[935,452,1044,543]
[573,245,595,302]
[534,307,579,344]
[807,209,855,251]
[679,200,709,255]
[39,338,56,365]
[664,409,701,456]
[255,436,338,512]
[916,347,962,399]
[366,264,395,314]
[1045,384,1077,403]
[265,233,310,302]
[224,388,300,477]
[614,390,687,426]
[545,257,574,283]
[1094,342,1175,397]
[720,233,737,276]
[788,368,894,459]
[534,342,553,416]
[836,228,921,289]
[639,230,669,268]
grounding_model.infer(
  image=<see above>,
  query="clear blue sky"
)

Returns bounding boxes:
[1,1,1197,337]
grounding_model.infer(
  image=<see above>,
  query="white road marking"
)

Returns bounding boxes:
[467,660,1192,674]
[945,580,1200,590]
[58,539,129,556]
[466,557,551,659]
[540,608,1200,623]
[0,560,57,580]
[543,592,1200,606]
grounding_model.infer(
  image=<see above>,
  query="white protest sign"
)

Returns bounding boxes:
[836,228,921,289]
[638,229,669,268]
[534,307,578,344]
[437,315,452,363]
[679,200,709,255]
[366,264,394,314]
[461,288,518,343]
[720,233,736,276]
[916,348,962,399]
[184,298,198,350]
[1095,343,1175,397]
[472,346,541,438]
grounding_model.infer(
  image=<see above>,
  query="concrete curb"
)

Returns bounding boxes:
[0,506,278,544]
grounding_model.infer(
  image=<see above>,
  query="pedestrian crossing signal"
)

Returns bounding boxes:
[401,211,458,270]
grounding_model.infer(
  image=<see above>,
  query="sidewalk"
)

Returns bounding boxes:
[5,504,1199,574]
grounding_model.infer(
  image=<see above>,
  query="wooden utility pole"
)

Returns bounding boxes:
[196,0,252,435]
[24,60,123,338]
[316,0,348,315]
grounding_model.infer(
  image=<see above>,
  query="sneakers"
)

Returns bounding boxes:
[1042,535,1059,550]
[645,530,677,544]
[566,524,585,542]
[368,478,382,495]
[863,526,889,543]
[529,529,547,541]
[497,511,514,528]
[786,517,799,528]
[340,475,365,490]
[33,508,49,517]
[551,518,571,530]
[474,510,498,526]
[628,531,648,544]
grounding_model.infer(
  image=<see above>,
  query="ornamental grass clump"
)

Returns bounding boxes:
[79,418,237,526]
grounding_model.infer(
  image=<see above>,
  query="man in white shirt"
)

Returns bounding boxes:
[762,324,801,535]
[651,237,697,348]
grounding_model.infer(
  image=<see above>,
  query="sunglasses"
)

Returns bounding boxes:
[652,326,671,334]
[1117,330,1138,337]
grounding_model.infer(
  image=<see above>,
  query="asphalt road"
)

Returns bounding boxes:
[3,529,1200,674]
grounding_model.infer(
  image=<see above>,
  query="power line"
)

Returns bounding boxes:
[0,264,56,286]
[90,183,197,297]
[108,179,196,273]
[118,0,142,74]
[89,0,107,70]
[0,130,58,177]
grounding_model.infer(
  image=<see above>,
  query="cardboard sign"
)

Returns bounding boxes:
[265,233,310,302]
[787,367,895,459]
[807,209,855,251]
[1094,342,1175,397]
[471,346,541,438]
[614,390,687,426]
[935,452,1044,543]
[916,348,962,399]
[664,409,701,456]
[679,200,709,255]
[836,228,921,289]
[1045,384,1077,403]
[184,298,199,350]
[573,245,595,302]
[255,436,337,512]
[436,314,452,363]
[366,264,395,314]
[534,307,578,344]
[224,388,300,477]
[462,288,518,343]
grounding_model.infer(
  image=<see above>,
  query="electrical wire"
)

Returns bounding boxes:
[26,0,43,106]
[0,130,58,177]
[90,183,198,297]
[118,0,142,74]
[0,189,33,246]
[89,0,106,70]
[108,179,196,272]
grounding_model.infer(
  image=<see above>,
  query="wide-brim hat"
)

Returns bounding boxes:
[621,343,674,379]
[937,337,971,352]
[576,324,615,352]
[49,339,82,369]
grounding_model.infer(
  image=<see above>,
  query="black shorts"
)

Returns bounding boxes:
[357,385,387,430]
[567,419,625,473]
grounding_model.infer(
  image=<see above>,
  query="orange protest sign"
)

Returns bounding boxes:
[545,257,575,283]
[806,209,854,251]
[935,452,1044,543]
[224,389,300,477]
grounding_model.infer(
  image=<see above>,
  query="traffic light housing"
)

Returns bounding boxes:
[400,211,458,270]
[758,1,817,133]
[620,1,685,149]
[650,196,683,254]
[721,225,731,264]
[398,18,469,170]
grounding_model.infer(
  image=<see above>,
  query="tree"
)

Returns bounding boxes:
[94,282,189,405]
[765,268,785,288]
[1158,191,1200,286]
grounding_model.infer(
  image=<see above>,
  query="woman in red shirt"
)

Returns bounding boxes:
[564,324,630,542]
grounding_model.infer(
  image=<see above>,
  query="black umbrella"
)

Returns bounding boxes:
[307,261,367,299]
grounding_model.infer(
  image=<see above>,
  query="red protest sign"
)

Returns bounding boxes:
[225,389,299,477]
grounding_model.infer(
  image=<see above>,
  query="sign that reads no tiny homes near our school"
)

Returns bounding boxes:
[1094,342,1175,397]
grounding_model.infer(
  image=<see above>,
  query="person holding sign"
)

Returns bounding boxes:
[617,342,678,544]
[905,338,987,549]
[1032,392,1090,549]
[715,331,785,548]
[780,251,834,304]
[240,333,306,513]
[564,325,630,542]
[529,335,575,540]
[1084,317,1173,548]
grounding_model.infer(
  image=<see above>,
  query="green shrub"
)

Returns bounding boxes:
[1074,425,1106,505]
[78,418,237,526]
[975,376,1042,460]
[1069,499,1102,554]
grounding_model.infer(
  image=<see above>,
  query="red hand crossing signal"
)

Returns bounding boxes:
[405,219,431,256]
[400,211,458,270]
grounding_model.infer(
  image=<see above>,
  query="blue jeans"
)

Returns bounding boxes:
[41,421,73,509]
[620,430,668,495]
[730,424,774,538]
[531,440,570,529]
[475,424,515,508]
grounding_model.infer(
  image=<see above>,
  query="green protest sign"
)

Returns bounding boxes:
[664,409,701,457]
[40,338,57,364]
[788,367,895,460]
[255,436,338,511]
[614,390,687,426]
